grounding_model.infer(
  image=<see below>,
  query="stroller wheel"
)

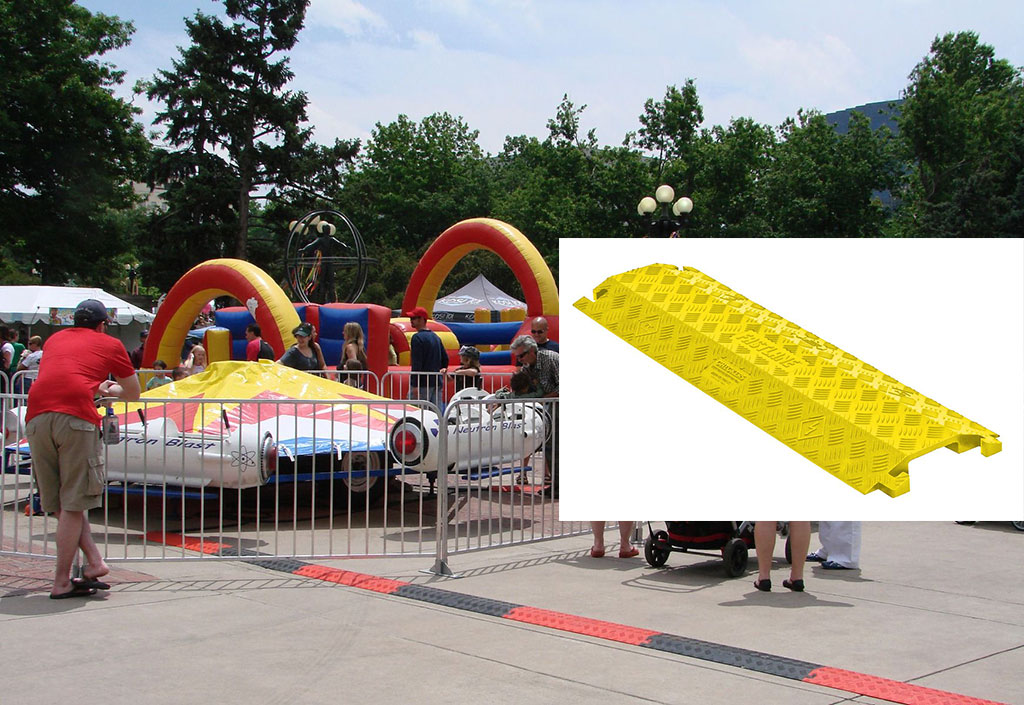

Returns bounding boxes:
[645,530,671,568]
[784,535,792,564]
[723,538,748,578]
[1012,521,1024,532]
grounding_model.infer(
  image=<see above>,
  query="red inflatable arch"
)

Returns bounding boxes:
[402,219,559,324]
[143,259,301,369]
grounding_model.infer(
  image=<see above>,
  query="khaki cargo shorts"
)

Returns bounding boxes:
[26,412,105,512]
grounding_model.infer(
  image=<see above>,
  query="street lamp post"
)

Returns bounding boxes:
[637,184,693,237]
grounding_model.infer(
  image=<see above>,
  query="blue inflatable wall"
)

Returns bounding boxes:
[215,304,309,361]
[316,306,369,369]
[445,321,523,346]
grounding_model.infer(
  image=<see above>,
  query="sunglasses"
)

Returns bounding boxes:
[530,329,544,334]
[515,351,530,361]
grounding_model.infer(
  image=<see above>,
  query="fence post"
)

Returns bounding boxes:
[429,398,454,577]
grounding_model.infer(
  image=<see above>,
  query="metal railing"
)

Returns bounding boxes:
[1,389,572,574]
[9,369,36,398]
[380,369,516,405]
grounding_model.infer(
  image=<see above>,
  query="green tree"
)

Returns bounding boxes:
[691,118,776,237]
[894,31,1024,236]
[632,82,704,175]
[147,0,351,264]
[760,110,895,237]
[492,95,647,260]
[630,81,704,196]
[333,112,492,304]
[137,149,238,292]
[0,0,148,284]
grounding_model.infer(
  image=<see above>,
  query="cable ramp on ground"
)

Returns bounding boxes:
[574,263,1001,497]
[144,531,1008,705]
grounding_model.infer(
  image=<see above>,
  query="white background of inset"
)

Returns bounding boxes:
[558,238,1024,521]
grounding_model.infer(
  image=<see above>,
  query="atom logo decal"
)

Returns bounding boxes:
[231,446,257,469]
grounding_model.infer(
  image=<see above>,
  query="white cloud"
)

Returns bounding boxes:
[78,0,1024,156]
[409,29,444,51]
[307,0,389,37]
[739,33,862,113]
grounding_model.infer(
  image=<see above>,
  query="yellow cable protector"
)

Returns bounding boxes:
[574,264,1001,497]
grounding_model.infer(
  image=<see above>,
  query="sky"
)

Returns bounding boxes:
[78,0,1024,155]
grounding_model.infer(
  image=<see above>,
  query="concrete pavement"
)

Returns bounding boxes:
[1,521,1021,704]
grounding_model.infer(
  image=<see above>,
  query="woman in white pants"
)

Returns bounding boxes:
[808,521,861,569]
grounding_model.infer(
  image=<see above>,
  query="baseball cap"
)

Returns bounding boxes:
[73,299,111,326]
[292,322,315,338]
[404,306,430,320]
[458,345,480,360]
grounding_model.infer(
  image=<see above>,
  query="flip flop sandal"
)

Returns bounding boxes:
[50,583,97,600]
[74,577,111,590]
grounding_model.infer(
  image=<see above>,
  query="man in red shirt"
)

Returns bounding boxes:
[26,299,140,599]
[244,323,274,361]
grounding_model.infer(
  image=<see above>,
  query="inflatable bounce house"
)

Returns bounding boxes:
[141,218,558,398]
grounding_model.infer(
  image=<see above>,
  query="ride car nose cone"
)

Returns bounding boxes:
[574,263,1001,497]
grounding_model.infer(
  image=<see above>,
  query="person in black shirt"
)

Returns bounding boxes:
[530,317,559,352]
[406,306,446,409]
[129,329,148,369]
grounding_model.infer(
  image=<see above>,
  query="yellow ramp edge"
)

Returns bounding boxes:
[574,264,1001,498]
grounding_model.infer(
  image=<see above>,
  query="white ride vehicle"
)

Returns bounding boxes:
[3,362,416,503]
[4,364,550,503]
[387,387,550,480]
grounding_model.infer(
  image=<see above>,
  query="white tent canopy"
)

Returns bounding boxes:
[433,274,526,322]
[0,286,155,326]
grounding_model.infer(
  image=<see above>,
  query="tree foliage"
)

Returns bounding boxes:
[0,0,148,285]
[691,118,776,237]
[145,0,352,273]
[759,110,896,237]
[895,31,1024,236]
[326,112,491,307]
[5,5,1020,304]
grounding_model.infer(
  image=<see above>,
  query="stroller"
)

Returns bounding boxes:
[643,521,791,578]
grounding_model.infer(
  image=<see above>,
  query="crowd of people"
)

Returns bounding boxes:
[3,296,865,600]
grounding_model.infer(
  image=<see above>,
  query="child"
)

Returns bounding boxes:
[146,359,171,390]
[444,345,481,392]
[342,358,365,389]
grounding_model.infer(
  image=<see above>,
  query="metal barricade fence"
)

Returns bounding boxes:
[380,369,515,405]
[2,393,440,562]
[437,396,583,569]
[1,388,581,572]
[305,368,380,393]
[9,369,37,398]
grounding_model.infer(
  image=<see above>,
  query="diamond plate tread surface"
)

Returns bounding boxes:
[396,584,522,617]
[292,564,407,594]
[642,634,817,679]
[574,264,1001,497]
[803,667,1006,705]
[504,606,661,645]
